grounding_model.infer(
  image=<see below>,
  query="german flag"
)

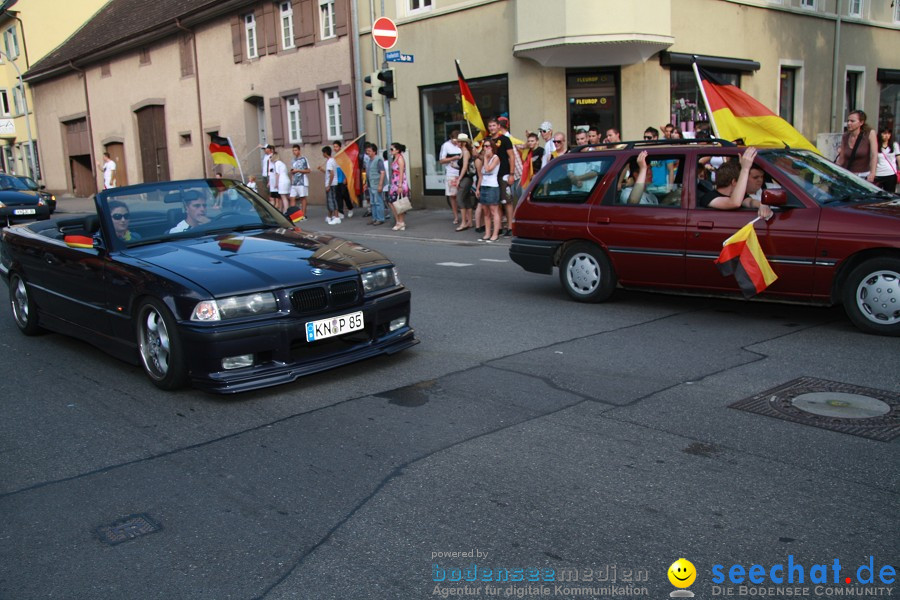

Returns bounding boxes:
[334,134,363,206]
[520,149,534,188]
[714,221,778,298]
[217,235,244,253]
[64,234,94,249]
[209,134,239,168]
[695,66,819,153]
[456,61,486,141]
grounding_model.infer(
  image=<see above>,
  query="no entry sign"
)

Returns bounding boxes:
[372,17,398,50]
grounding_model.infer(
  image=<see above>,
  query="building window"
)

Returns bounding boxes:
[0,89,10,116]
[3,26,19,59]
[779,67,797,125]
[799,0,815,9]
[845,69,864,118]
[669,69,739,136]
[847,0,862,17]
[409,0,433,14]
[320,0,336,39]
[12,86,24,116]
[245,14,258,59]
[895,0,900,22]
[420,75,509,195]
[280,2,295,49]
[287,96,302,143]
[324,89,342,139]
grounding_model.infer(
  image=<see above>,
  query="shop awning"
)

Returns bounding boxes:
[660,52,760,72]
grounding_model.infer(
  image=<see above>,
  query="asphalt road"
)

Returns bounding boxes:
[0,227,897,600]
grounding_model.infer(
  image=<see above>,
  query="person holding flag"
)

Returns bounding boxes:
[703,147,773,220]
[456,60,486,141]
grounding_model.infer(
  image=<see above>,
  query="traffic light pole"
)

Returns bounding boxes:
[382,56,392,157]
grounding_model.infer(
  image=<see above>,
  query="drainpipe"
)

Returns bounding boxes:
[176,18,207,177]
[350,0,364,140]
[69,60,97,193]
[829,0,843,132]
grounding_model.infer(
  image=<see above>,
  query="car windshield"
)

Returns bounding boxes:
[17,176,38,191]
[0,174,32,191]
[98,179,293,247]
[761,149,889,205]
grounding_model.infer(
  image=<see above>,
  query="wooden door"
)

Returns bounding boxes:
[105,142,127,187]
[136,105,170,182]
[69,155,96,197]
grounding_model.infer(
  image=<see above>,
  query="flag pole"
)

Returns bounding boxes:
[456,59,475,141]
[227,136,244,182]
[691,58,720,139]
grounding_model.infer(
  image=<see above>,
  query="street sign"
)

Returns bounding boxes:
[385,51,413,63]
[372,17,398,50]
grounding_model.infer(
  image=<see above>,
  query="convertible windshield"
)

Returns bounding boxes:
[762,149,887,205]
[99,179,292,246]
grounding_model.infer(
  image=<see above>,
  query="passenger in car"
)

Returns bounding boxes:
[702,148,773,218]
[108,200,141,242]
[618,151,658,205]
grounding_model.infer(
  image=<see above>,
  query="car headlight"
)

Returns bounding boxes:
[191,292,278,321]
[361,267,399,293]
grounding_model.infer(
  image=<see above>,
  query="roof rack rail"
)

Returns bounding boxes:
[570,138,738,152]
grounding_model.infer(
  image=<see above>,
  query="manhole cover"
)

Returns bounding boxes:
[96,513,162,546]
[729,377,900,441]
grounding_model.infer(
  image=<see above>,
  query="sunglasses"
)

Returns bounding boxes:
[111,213,130,220]
[189,203,207,208]
[643,136,653,140]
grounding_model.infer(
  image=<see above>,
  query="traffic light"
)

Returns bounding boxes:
[364,72,383,114]
[377,68,396,99]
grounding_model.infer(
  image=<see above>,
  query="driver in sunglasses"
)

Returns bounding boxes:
[108,200,141,241]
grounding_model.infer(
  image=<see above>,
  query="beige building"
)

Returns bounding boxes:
[0,0,109,178]
[26,0,357,196]
[357,0,900,206]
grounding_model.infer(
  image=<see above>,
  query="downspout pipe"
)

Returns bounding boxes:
[69,60,97,193]
[176,18,207,177]
[350,0,364,141]
[829,0,843,132]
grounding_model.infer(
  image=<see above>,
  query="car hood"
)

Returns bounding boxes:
[819,198,900,237]
[125,228,391,296]
[0,189,42,205]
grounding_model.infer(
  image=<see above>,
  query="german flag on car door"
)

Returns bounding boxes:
[714,222,778,298]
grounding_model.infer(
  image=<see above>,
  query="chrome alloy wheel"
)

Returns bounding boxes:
[139,306,171,380]
[11,276,29,329]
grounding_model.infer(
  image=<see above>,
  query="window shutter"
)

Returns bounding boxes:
[334,0,348,37]
[338,84,355,138]
[261,2,277,55]
[270,97,285,147]
[254,6,266,55]
[296,0,315,46]
[299,90,322,144]
[231,16,242,63]
[180,33,195,76]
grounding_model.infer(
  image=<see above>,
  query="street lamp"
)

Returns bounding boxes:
[0,48,36,178]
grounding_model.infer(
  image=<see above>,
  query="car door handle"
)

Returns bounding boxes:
[595,217,610,224]
[697,221,714,229]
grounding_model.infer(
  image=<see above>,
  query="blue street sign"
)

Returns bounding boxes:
[385,51,414,63]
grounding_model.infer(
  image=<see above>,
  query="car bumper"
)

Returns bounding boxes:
[1,205,50,223]
[178,287,418,394]
[509,237,561,275]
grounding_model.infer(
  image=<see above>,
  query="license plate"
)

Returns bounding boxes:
[305,311,364,342]
[13,208,36,215]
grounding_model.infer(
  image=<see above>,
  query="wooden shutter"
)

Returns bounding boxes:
[334,0,348,37]
[179,33,195,76]
[231,15,242,63]
[262,2,277,55]
[270,97,285,147]
[299,91,322,144]
[296,0,315,46]
[338,84,355,138]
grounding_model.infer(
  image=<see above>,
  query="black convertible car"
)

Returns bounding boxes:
[0,179,417,393]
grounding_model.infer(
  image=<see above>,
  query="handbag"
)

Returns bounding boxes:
[394,195,412,214]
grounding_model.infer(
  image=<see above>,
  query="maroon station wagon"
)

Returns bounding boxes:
[510,141,900,336]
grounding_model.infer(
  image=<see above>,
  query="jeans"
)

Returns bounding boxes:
[369,188,385,222]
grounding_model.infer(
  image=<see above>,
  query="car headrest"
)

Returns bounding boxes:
[182,190,203,203]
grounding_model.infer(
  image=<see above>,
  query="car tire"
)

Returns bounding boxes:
[841,257,900,336]
[8,273,42,335]
[136,298,189,390]
[559,242,616,303]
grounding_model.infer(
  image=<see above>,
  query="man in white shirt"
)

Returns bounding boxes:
[100,153,117,189]
[438,128,461,224]
[539,121,555,168]
[260,144,275,204]
[168,192,210,233]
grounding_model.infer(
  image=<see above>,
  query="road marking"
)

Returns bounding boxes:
[480,259,508,263]
[437,262,474,267]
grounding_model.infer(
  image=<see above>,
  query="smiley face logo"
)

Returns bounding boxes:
[668,558,697,588]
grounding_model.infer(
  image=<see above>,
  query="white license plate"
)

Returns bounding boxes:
[305,311,364,342]
[13,208,36,215]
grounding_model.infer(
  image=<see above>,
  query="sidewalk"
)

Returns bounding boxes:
[54,194,512,246]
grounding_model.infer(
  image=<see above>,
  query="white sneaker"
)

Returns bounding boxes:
[332,217,342,224]
[326,217,335,225]
[347,210,353,218]
[338,213,345,220]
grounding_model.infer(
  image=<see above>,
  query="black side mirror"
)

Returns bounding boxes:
[761,188,788,207]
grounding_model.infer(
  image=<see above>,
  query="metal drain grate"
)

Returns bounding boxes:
[96,514,162,546]
[730,377,900,441]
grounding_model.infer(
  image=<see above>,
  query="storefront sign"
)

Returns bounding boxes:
[0,119,14,135]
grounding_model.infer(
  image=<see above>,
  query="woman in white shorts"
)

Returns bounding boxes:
[273,153,290,212]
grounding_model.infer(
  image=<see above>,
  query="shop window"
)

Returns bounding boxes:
[420,75,509,195]
[566,71,618,142]
[669,69,739,137]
